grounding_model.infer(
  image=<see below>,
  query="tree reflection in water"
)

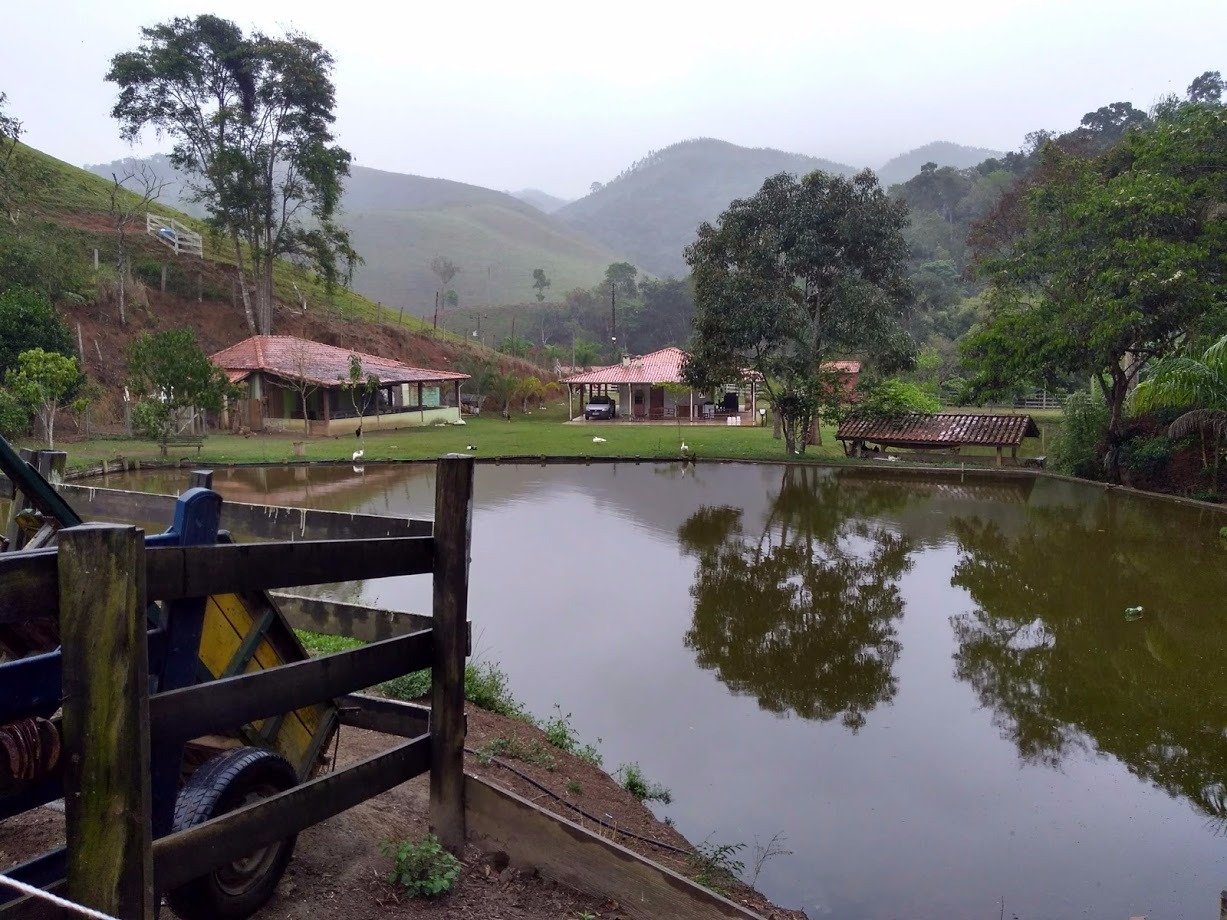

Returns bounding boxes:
[678,467,914,730]
[949,500,1227,828]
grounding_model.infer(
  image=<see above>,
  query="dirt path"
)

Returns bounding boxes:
[0,710,803,919]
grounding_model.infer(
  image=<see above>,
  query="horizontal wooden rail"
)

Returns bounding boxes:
[1,537,433,619]
[153,734,430,890]
[144,536,434,600]
[150,630,433,742]
[58,483,433,540]
[336,693,431,737]
[272,593,432,642]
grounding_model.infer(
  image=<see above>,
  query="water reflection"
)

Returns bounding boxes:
[679,466,915,730]
[949,499,1227,826]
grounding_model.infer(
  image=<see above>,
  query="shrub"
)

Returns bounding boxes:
[0,387,29,438]
[540,705,602,766]
[130,399,169,439]
[617,762,673,804]
[382,835,460,898]
[379,661,525,719]
[1051,391,1110,479]
[853,379,941,419]
[1120,434,1172,479]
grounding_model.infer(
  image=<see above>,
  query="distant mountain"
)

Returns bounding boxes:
[554,138,857,278]
[510,188,571,213]
[876,141,1006,187]
[84,159,621,313]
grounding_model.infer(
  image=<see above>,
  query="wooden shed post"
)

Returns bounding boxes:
[996,445,1003,467]
[430,455,474,853]
[59,523,154,920]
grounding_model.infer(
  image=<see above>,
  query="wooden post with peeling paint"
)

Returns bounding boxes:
[430,455,474,853]
[59,523,155,919]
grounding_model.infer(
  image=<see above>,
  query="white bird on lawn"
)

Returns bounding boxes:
[592,436,607,443]
[680,440,690,457]
[352,449,364,461]
[466,445,477,451]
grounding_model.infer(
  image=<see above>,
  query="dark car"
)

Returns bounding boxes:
[584,395,617,420]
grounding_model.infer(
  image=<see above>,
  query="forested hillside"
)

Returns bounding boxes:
[876,141,1005,186]
[555,139,856,277]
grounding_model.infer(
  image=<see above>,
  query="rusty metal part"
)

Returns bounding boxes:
[0,717,59,782]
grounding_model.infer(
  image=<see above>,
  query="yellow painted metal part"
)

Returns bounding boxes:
[198,591,332,777]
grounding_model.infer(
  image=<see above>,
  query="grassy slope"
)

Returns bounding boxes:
[83,156,621,315]
[14,141,487,348]
[37,403,1056,472]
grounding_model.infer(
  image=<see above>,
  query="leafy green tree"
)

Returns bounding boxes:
[853,379,941,419]
[338,353,380,443]
[127,329,231,440]
[108,16,358,335]
[963,104,1227,481]
[684,170,914,455]
[1131,332,1227,483]
[571,339,600,369]
[0,387,29,439]
[445,289,458,308]
[498,336,532,358]
[1187,70,1224,105]
[604,262,638,298]
[6,349,79,448]
[430,257,460,300]
[532,268,551,303]
[0,287,75,378]
[515,375,545,413]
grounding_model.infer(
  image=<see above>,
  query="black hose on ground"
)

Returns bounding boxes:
[464,747,693,857]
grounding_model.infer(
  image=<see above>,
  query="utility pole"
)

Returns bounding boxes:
[433,291,439,331]
[610,281,618,355]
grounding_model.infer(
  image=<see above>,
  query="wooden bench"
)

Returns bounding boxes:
[156,433,205,457]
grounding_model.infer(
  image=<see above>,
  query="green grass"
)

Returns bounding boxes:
[40,401,1051,472]
[616,762,673,804]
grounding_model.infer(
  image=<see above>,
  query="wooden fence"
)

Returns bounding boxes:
[0,455,474,919]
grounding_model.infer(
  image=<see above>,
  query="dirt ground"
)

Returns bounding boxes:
[0,709,803,920]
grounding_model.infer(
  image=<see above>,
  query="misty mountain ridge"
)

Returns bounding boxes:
[510,188,571,213]
[876,141,1006,186]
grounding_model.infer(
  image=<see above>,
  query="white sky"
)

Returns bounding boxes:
[2,0,1220,199]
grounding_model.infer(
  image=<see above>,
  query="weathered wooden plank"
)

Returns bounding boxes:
[58,483,432,540]
[58,524,154,920]
[272,592,432,642]
[430,455,473,853]
[0,474,12,501]
[466,776,765,920]
[153,734,430,890]
[336,693,431,737]
[143,536,434,601]
[0,550,58,625]
[149,630,433,743]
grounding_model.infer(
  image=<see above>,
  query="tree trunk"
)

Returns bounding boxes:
[1105,365,1129,484]
[302,391,310,435]
[44,407,54,450]
[233,238,257,335]
[772,410,782,440]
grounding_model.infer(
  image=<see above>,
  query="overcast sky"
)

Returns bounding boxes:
[2,0,1221,199]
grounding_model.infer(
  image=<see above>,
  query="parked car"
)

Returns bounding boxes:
[584,395,617,420]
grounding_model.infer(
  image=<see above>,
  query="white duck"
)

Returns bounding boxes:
[592,436,607,443]
[352,448,364,461]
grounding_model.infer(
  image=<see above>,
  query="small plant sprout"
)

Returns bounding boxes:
[688,838,746,895]
[749,831,793,886]
[382,834,461,898]
[616,762,673,804]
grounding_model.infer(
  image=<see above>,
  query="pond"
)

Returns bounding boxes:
[96,462,1227,919]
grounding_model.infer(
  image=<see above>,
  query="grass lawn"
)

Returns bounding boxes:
[22,403,1054,472]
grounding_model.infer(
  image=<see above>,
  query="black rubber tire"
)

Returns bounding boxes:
[165,748,299,920]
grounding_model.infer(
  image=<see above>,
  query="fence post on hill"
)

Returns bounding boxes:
[59,523,155,919]
[430,454,474,853]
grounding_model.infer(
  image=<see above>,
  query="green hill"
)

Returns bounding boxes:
[554,138,857,278]
[85,158,623,314]
[876,141,1006,187]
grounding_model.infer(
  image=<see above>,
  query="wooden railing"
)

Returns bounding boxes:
[0,455,474,919]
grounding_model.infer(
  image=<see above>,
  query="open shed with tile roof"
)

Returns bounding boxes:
[212,335,468,435]
[836,413,1040,465]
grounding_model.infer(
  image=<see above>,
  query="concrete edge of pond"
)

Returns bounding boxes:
[59,455,1227,518]
[465,773,766,920]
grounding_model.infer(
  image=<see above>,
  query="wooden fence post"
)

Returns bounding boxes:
[59,523,155,919]
[430,455,474,853]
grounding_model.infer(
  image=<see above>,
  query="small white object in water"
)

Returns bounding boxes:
[592,436,607,443]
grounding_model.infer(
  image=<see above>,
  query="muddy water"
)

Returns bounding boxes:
[101,463,1227,919]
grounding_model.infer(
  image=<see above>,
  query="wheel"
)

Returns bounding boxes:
[165,748,299,920]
